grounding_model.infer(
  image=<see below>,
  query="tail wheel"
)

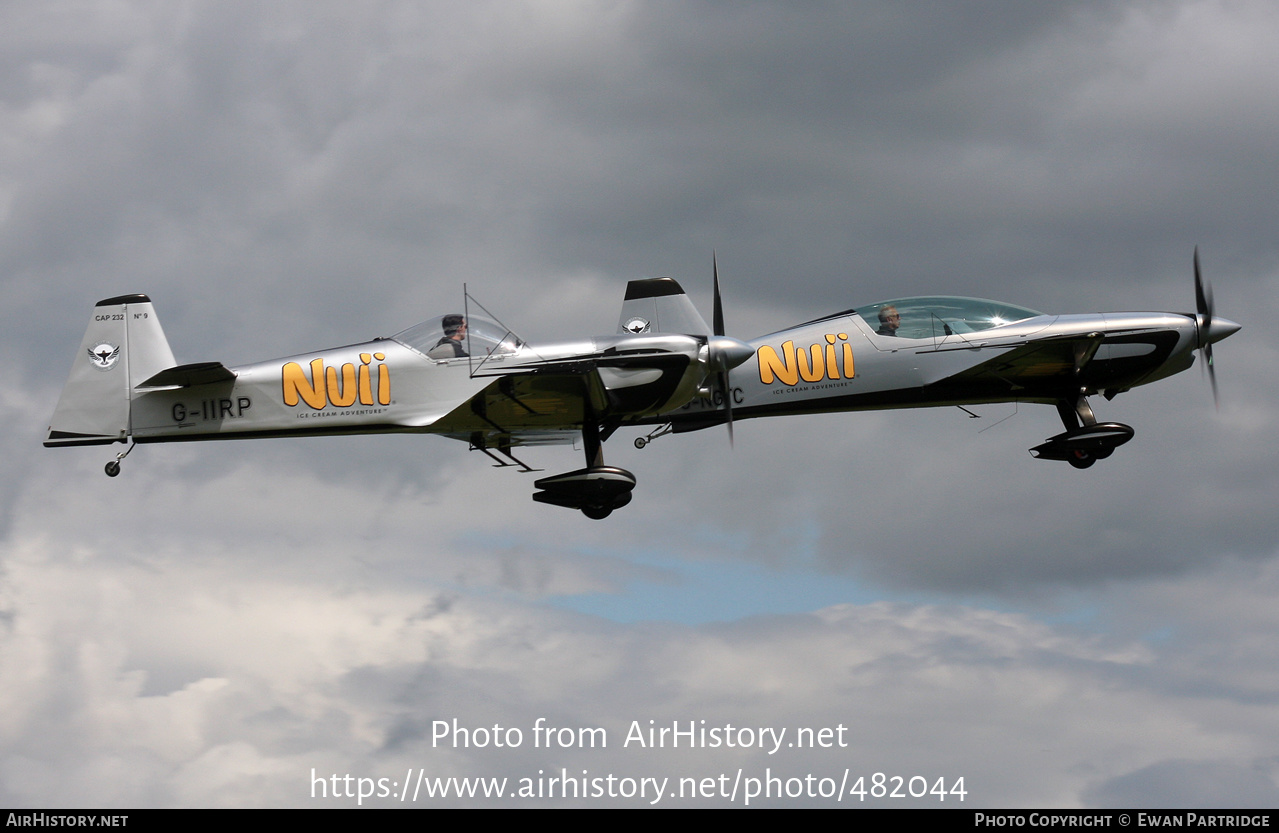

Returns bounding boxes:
[105,461,121,477]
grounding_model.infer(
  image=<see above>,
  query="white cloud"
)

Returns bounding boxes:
[6,523,1279,806]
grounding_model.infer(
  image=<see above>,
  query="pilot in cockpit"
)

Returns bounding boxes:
[427,314,469,358]
[876,305,901,336]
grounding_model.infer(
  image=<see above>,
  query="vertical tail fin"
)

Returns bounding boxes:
[45,294,176,446]
[616,277,711,336]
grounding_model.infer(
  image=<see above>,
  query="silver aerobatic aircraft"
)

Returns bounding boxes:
[46,252,1238,518]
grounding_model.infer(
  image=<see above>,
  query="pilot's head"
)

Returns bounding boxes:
[878,305,900,333]
[442,314,466,338]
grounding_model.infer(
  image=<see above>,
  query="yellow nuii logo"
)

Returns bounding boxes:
[282,352,391,409]
[758,334,855,385]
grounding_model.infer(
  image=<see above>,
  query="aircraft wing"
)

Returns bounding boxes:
[945,334,1099,386]
[429,345,698,449]
[430,371,605,439]
[935,328,1178,394]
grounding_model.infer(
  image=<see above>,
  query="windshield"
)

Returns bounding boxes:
[392,312,521,361]
[854,296,1043,340]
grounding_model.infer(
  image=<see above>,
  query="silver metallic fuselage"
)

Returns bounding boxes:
[129,333,708,443]
[663,309,1233,426]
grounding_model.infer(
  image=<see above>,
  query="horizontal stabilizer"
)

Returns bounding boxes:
[44,430,120,447]
[136,362,235,389]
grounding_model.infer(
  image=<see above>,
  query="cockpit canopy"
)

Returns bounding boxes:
[854,296,1044,340]
[392,312,521,361]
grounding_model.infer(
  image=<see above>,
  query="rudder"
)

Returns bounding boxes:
[616,277,711,336]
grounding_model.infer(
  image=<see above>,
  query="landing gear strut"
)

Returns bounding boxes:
[1029,392,1134,467]
[532,418,636,519]
[634,423,672,449]
[104,443,135,477]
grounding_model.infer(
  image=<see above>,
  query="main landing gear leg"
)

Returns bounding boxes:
[583,419,604,469]
[531,418,638,520]
[1031,391,1133,468]
[1057,394,1099,468]
[1056,393,1096,431]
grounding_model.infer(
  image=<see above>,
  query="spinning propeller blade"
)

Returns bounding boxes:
[1194,246,1219,406]
[1192,247,1241,408]
[713,253,725,338]
[706,253,753,446]
[714,254,732,444]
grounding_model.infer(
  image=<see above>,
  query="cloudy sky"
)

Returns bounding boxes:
[4,0,1279,808]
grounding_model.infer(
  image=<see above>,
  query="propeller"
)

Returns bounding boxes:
[1192,246,1241,408]
[706,253,754,445]
[713,252,726,338]
[1193,246,1216,405]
